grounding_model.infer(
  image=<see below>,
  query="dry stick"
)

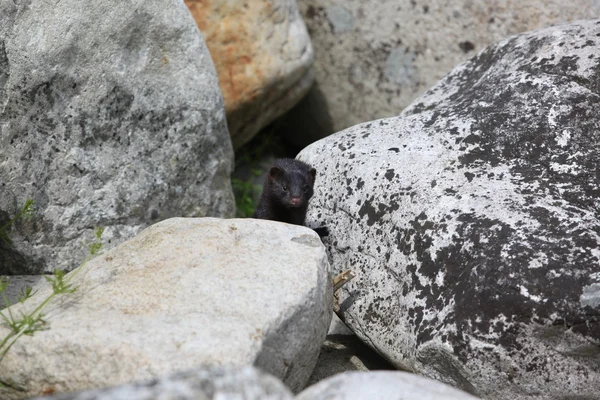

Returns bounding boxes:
[333,269,355,292]
[333,270,355,314]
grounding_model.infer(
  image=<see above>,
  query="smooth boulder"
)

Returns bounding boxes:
[298,20,600,400]
[0,218,332,399]
[0,0,234,274]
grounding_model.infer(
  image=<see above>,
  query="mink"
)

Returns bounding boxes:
[253,158,316,226]
[253,158,329,238]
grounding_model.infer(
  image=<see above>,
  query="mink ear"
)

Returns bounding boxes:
[309,168,316,182]
[269,166,283,181]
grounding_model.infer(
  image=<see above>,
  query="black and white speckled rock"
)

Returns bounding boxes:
[299,20,600,400]
[0,0,234,273]
[33,367,293,400]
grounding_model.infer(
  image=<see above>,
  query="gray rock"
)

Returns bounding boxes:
[0,218,331,399]
[297,371,479,400]
[0,0,235,274]
[34,366,293,400]
[325,5,355,34]
[298,20,600,400]
[299,0,600,134]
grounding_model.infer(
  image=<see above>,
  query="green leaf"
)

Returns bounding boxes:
[0,278,9,293]
[17,286,35,304]
[0,199,35,247]
[89,227,104,256]
[46,270,76,294]
[21,199,35,220]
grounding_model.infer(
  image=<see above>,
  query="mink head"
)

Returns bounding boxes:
[268,159,316,208]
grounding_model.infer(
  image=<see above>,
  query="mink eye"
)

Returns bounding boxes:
[282,185,288,191]
[303,186,308,193]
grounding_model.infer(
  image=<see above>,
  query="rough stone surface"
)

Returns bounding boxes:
[0,218,331,399]
[185,0,314,149]
[297,371,479,400]
[34,367,293,400]
[298,21,600,400]
[299,0,600,134]
[0,0,235,274]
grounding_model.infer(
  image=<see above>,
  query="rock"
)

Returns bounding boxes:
[298,20,600,400]
[34,366,293,400]
[297,371,479,400]
[0,218,331,399]
[328,313,353,335]
[0,0,235,274]
[298,0,600,133]
[185,0,314,149]
[306,334,395,387]
[0,275,44,309]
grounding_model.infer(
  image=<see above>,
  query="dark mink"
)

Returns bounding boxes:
[253,158,316,226]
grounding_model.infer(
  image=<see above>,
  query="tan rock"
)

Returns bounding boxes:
[0,218,331,399]
[186,0,314,148]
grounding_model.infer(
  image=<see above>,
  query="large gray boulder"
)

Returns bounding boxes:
[0,218,331,399]
[298,20,600,400]
[297,0,600,135]
[35,367,293,400]
[0,0,234,274]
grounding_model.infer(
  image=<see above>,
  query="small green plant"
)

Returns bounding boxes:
[0,227,104,364]
[232,120,291,218]
[232,169,263,218]
[0,199,34,247]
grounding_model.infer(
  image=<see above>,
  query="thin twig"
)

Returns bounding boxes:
[333,270,355,292]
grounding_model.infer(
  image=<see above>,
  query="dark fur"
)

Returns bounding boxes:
[253,158,316,226]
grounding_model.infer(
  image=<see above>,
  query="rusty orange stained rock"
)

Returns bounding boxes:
[185,0,266,115]
[184,0,314,148]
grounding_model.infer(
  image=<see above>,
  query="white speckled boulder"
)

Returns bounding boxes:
[297,371,479,400]
[0,0,234,274]
[0,218,332,399]
[185,0,314,149]
[35,367,293,400]
[298,0,600,134]
[298,21,600,400]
